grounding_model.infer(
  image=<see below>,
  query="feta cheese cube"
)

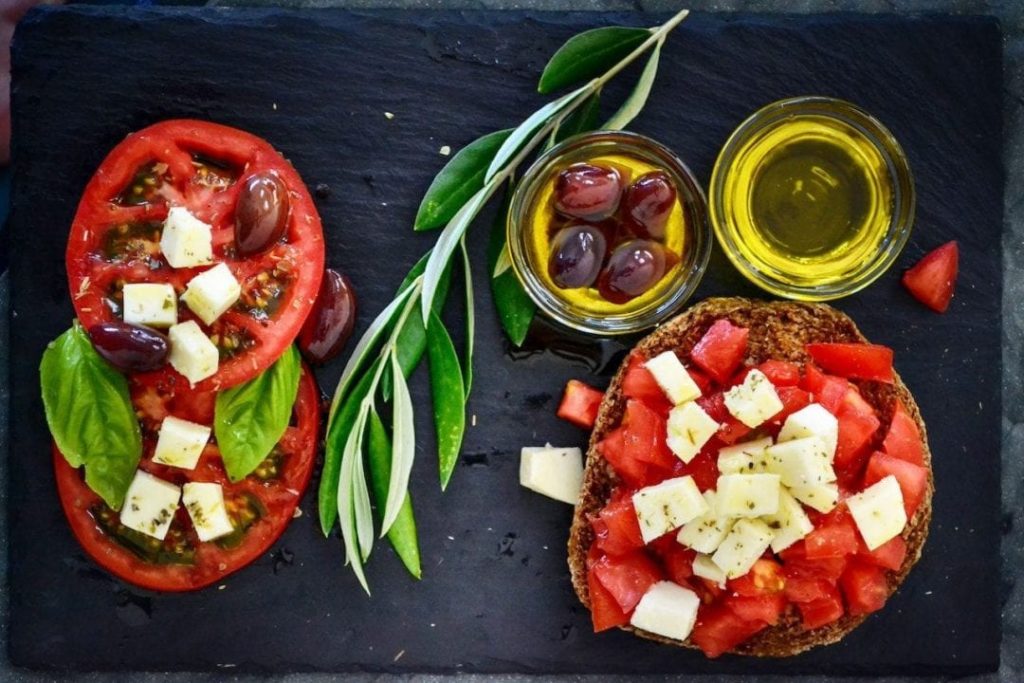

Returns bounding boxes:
[788,482,840,514]
[152,416,211,470]
[632,476,709,543]
[711,518,775,579]
[119,470,181,540]
[168,321,219,385]
[716,473,781,518]
[666,401,719,464]
[182,482,235,542]
[630,581,701,642]
[160,206,214,268]
[778,403,839,460]
[724,369,784,428]
[644,351,702,405]
[762,488,815,553]
[765,436,836,489]
[122,283,178,328]
[692,553,727,587]
[181,263,241,325]
[519,445,583,505]
[717,437,774,474]
[677,491,734,554]
[847,475,908,550]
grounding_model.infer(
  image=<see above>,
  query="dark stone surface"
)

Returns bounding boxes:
[4,4,1006,677]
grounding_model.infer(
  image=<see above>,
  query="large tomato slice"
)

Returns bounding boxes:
[53,364,320,592]
[66,120,325,391]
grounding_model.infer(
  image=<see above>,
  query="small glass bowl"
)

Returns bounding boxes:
[507,131,711,336]
[709,96,915,301]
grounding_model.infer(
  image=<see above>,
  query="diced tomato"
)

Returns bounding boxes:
[598,427,647,487]
[784,574,835,603]
[797,585,845,629]
[806,343,895,383]
[882,402,926,466]
[726,593,788,626]
[771,386,813,423]
[863,452,928,518]
[758,360,801,387]
[650,539,696,586]
[691,320,749,384]
[860,535,907,571]
[800,363,826,394]
[840,559,890,616]
[593,495,645,556]
[677,444,720,492]
[696,392,751,445]
[556,379,604,429]
[729,559,785,596]
[834,389,881,472]
[717,419,753,445]
[622,400,676,470]
[804,508,860,559]
[688,367,714,396]
[902,241,959,313]
[781,542,848,584]
[622,355,672,416]
[591,551,663,614]
[587,566,630,631]
[690,603,768,658]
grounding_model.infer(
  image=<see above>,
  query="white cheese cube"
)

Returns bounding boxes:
[122,283,178,328]
[711,518,775,579]
[630,581,701,642]
[182,482,235,542]
[518,445,583,505]
[765,436,836,489]
[632,476,709,544]
[692,553,727,587]
[716,473,781,518]
[762,488,815,553]
[788,482,840,514]
[677,491,734,554]
[717,437,774,474]
[847,475,907,550]
[644,351,702,405]
[168,321,219,385]
[119,470,181,540]
[778,403,839,460]
[724,369,784,428]
[152,416,211,470]
[160,206,214,268]
[666,401,720,464]
[181,263,241,325]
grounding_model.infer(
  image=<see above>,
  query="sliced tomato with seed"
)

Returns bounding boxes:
[66,120,325,391]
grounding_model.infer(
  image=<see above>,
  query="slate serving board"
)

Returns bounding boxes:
[6,6,1002,676]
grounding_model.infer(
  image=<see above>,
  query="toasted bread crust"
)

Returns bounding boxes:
[568,297,934,657]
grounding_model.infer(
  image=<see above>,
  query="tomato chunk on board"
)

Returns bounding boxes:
[840,559,890,616]
[806,343,894,383]
[690,320,749,384]
[882,402,926,466]
[902,241,959,313]
[557,380,604,429]
[863,452,929,518]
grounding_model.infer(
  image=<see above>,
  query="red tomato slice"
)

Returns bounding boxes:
[598,427,648,487]
[588,565,630,632]
[859,535,907,571]
[66,120,325,391]
[696,392,751,445]
[781,541,849,584]
[834,389,881,472]
[622,399,676,470]
[840,559,890,616]
[690,603,768,658]
[902,241,959,313]
[621,355,673,416]
[784,574,835,604]
[806,343,894,383]
[882,401,926,466]
[729,558,785,596]
[804,507,860,559]
[648,536,696,585]
[593,494,645,556]
[557,379,604,429]
[797,584,845,629]
[758,360,801,387]
[691,319,749,384]
[726,593,787,626]
[678,443,721,491]
[591,551,663,613]
[863,452,929,518]
[771,386,813,424]
[53,364,320,592]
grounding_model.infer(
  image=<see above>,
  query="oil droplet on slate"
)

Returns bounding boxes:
[506,316,634,375]
[498,532,517,557]
[271,548,295,574]
[314,183,331,199]
[115,590,152,627]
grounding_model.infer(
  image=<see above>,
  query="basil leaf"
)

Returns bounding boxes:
[487,188,536,347]
[427,311,466,491]
[555,92,602,144]
[604,39,663,130]
[216,345,301,483]
[366,409,421,579]
[538,26,651,94]
[414,129,512,232]
[39,322,141,510]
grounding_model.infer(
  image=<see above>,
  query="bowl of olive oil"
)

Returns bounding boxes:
[710,96,914,300]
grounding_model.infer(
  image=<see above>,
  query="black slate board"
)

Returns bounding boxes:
[7,6,1003,676]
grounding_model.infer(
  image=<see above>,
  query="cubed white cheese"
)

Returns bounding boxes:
[666,401,719,464]
[122,283,178,328]
[677,491,734,554]
[788,482,840,514]
[160,206,214,268]
[644,351,702,405]
[632,476,709,543]
[518,445,583,505]
[152,416,211,470]
[717,437,774,474]
[778,403,839,460]
[762,488,815,553]
[716,473,781,518]
[629,581,701,642]
[692,553,727,587]
[181,263,241,325]
[711,518,775,579]
[765,436,836,489]
[168,321,219,385]
[723,369,784,428]
[847,475,908,550]
[119,470,181,541]
[182,482,235,542]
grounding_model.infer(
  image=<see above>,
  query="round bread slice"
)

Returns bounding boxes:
[568,297,934,657]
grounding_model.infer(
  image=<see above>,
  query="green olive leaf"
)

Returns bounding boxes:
[538,26,651,94]
[382,352,416,533]
[366,409,421,579]
[555,92,602,143]
[39,322,142,510]
[604,38,664,130]
[459,237,474,399]
[487,187,536,347]
[425,311,466,491]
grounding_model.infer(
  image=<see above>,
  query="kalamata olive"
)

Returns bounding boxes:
[597,239,669,304]
[548,224,608,289]
[89,321,169,372]
[553,163,622,222]
[235,171,290,255]
[298,269,357,365]
[622,171,677,239]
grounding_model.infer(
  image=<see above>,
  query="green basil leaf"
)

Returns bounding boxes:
[216,345,301,483]
[538,26,651,94]
[604,39,663,130]
[414,129,512,232]
[555,92,602,143]
[487,187,536,347]
[39,322,141,510]
[426,311,466,491]
[366,409,421,579]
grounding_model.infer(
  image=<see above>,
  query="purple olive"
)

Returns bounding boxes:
[235,171,290,255]
[298,269,357,365]
[89,321,169,372]
[597,239,670,304]
[622,171,677,239]
[553,163,622,222]
[548,224,607,289]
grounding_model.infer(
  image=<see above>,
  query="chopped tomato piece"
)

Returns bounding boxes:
[729,559,785,596]
[806,343,894,383]
[688,367,714,396]
[882,402,926,466]
[598,427,648,487]
[840,559,889,616]
[864,452,928,518]
[860,535,907,571]
[690,603,768,658]
[593,494,645,556]
[557,379,604,429]
[781,542,848,583]
[726,593,787,626]
[802,366,851,414]
[758,360,801,387]
[697,392,751,445]
[797,585,845,629]
[804,508,860,559]
[622,399,676,470]
[784,574,835,603]
[649,538,696,585]
[717,420,752,445]
[800,363,826,394]
[902,241,958,313]
[591,551,663,614]
[587,564,630,631]
[834,389,881,472]
[676,444,720,492]
[771,386,813,423]
[691,320,749,384]
[622,355,672,416]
